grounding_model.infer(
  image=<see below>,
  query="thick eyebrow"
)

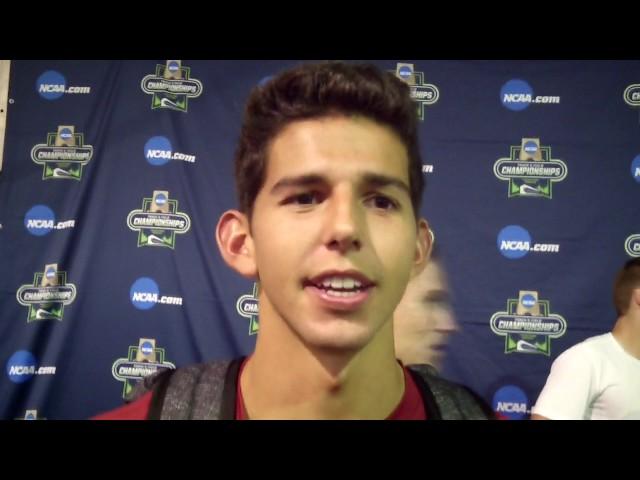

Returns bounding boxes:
[270,174,326,194]
[361,173,410,196]
[269,172,410,196]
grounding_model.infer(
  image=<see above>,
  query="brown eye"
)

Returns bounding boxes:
[366,195,398,211]
[283,191,322,206]
[295,193,318,205]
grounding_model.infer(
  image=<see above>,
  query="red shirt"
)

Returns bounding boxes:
[94,362,427,420]
[387,365,428,420]
[92,390,152,420]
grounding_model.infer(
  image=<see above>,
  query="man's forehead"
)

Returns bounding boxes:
[265,119,409,185]
[271,115,406,152]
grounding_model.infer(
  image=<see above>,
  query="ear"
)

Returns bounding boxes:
[215,209,258,279]
[410,219,432,278]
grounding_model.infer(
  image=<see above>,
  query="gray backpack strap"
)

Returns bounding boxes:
[161,360,235,419]
[407,364,494,420]
[125,360,236,419]
[189,360,240,419]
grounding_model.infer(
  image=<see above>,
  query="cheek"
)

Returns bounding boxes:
[253,212,302,257]
[251,227,292,283]
[423,308,439,330]
[251,218,320,290]
[370,223,412,268]
[394,302,411,326]
[413,306,433,331]
[397,302,430,335]
[372,228,416,274]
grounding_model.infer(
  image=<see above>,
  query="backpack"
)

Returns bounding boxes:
[129,358,494,420]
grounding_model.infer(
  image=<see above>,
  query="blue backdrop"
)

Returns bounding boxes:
[1,60,639,420]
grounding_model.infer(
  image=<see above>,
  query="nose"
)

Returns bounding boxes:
[322,187,362,253]
[435,309,459,333]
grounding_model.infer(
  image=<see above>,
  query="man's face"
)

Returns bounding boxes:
[393,259,458,369]
[249,115,423,354]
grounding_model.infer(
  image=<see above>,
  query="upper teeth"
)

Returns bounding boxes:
[320,276,363,289]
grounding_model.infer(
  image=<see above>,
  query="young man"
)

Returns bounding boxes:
[394,244,459,371]
[531,258,640,420]
[95,61,491,420]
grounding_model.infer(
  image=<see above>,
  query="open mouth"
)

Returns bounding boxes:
[307,277,370,297]
[303,271,376,309]
[305,271,374,294]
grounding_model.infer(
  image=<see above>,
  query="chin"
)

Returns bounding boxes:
[301,322,374,354]
[425,352,443,369]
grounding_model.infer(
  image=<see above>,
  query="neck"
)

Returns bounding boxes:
[240,304,405,419]
[612,314,640,359]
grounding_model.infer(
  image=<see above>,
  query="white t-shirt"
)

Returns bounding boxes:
[532,333,640,420]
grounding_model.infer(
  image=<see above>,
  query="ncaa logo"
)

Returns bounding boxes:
[167,60,180,74]
[6,350,37,384]
[140,340,154,355]
[144,136,172,166]
[520,293,536,308]
[45,266,57,279]
[497,225,531,259]
[631,155,640,184]
[523,140,538,155]
[492,385,529,420]
[397,64,413,81]
[36,70,66,100]
[59,127,73,142]
[500,79,533,111]
[24,205,55,236]
[130,277,159,310]
[155,193,167,206]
